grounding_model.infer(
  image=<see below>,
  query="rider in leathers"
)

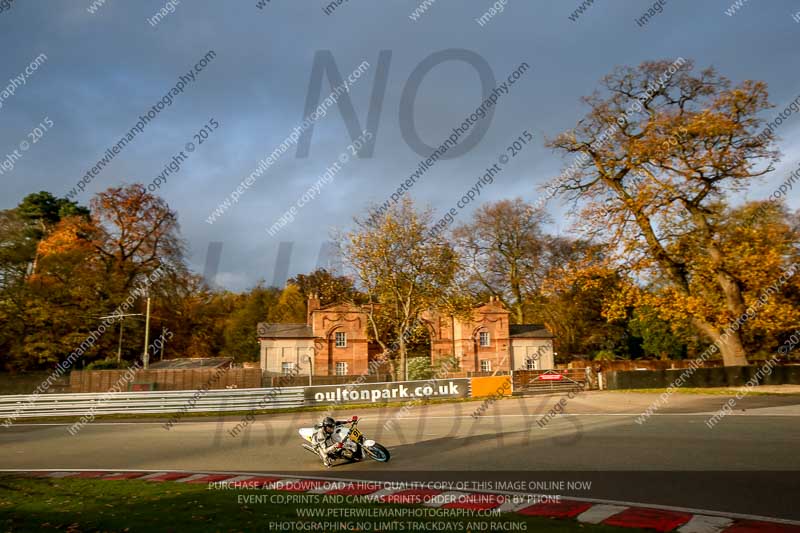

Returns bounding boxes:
[313,416,357,467]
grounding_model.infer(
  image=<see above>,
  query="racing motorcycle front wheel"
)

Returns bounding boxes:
[363,443,390,462]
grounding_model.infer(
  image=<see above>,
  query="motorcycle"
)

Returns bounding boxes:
[299,416,390,464]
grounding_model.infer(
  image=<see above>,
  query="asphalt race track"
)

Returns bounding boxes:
[2,391,799,520]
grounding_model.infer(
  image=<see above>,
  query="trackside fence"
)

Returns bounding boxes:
[0,387,305,419]
[512,369,592,394]
[0,377,496,419]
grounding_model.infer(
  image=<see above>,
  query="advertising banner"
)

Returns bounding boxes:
[304,378,470,405]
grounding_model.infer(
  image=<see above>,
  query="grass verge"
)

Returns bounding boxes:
[0,476,648,533]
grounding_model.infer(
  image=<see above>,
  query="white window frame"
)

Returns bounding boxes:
[335,361,348,375]
[525,357,537,371]
[281,361,296,375]
[479,331,490,347]
[480,359,491,372]
[335,331,347,348]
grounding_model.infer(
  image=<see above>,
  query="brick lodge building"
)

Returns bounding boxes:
[257,295,555,378]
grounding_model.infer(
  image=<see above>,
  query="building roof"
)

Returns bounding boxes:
[509,324,554,338]
[148,357,232,370]
[257,322,315,338]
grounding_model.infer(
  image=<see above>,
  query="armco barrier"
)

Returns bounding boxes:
[604,364,800,390]
[0,378,478,419]
[0,387,305,419]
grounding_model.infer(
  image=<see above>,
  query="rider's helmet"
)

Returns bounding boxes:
[322,416,336,434]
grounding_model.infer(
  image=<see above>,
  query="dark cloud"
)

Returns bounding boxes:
[1,0,797,290]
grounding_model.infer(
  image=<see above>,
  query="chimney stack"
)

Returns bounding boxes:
[307,292,320,325]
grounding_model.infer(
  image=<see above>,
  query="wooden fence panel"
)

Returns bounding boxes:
[68,367,261,393]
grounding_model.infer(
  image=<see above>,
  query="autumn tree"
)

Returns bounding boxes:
[223,284,281,361]
[538,238,630,359]
[17,191,90,277]
[342,198,460,380]
[91,183,184,295]
[26,214,109,367]
[0,193,94,370]
[0,210,36,369]
[287,268,361,306]
[0,185,306,370]
[147,271,225,359]
[548,59,778,366]
[266,283,307,324]
[0,209,35,310]
[702,201,800,357]
[4,184,185,369]
[452,198,550,324]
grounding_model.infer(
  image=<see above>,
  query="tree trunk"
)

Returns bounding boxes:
[687,206,750,366]
[602,179,751,367]
[718,331,748,366]
[513,303,524,325]
[692,318,748,366]
[510,263,525,323]
[399,334,407,381]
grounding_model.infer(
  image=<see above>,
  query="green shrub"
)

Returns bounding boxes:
[85,356,123,370]
[593,350,616,361]
[407,357,434,380]
[435,355,460,374]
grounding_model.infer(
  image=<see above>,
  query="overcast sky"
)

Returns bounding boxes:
[2,0,799,291]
